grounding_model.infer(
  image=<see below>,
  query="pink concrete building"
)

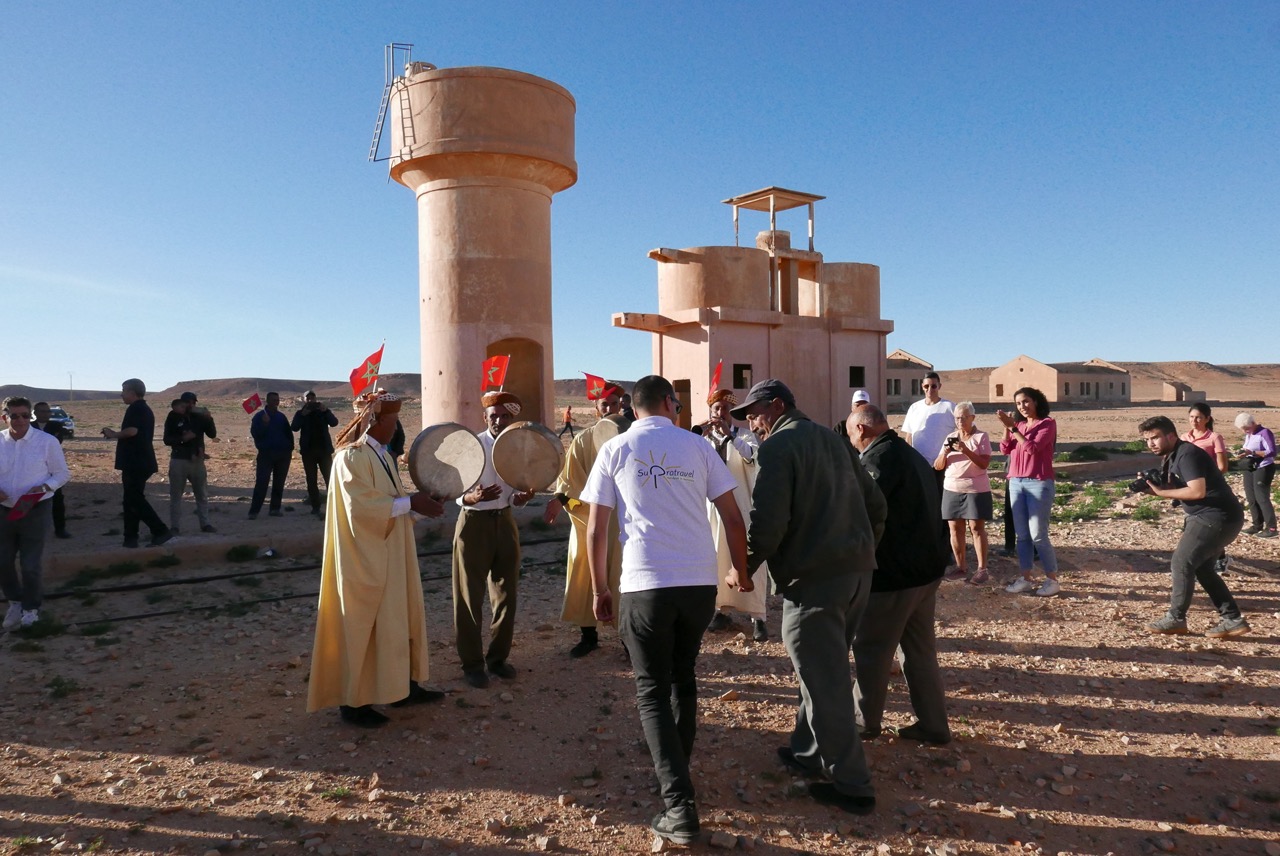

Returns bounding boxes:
[988,356,1130,404]
[614,188,893,429]
[885,348,932,413]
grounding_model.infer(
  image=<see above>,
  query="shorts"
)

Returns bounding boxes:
[942,489,993,521]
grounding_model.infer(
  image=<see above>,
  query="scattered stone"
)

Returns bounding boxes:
[534,835,556,851]
[52,772,70,786]
[484,818,503,834]
[499,692,515,703]
[718,689,740,701]
[1156,822,1173,832]
[1151,837,1176,853]
[367,789,384,802]
[708,830,737,849]
[558,793,576,807]
[955,759,971,774]
[339,743,357,753]
[650,835,669,853]
[1264,843,1280,856]
[1050,783,1074,796]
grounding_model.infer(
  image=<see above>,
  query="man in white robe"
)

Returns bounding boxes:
[307,391,445,728]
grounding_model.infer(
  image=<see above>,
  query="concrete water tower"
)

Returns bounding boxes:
[371,46,577,425]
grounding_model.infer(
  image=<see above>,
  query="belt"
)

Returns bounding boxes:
[463,507,512,517]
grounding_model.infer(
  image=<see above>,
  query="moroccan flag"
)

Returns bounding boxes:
[350,344,385,397]
[481,355,510,390]
[709,359,724,396]
[241,393,262,415]
[584,372,609,401]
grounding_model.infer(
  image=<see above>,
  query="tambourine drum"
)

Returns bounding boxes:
[590,413,627,444]
[491,421,565,492]
[407,423,485,500]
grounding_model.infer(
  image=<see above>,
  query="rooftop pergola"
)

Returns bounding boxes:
[722,186,825,251]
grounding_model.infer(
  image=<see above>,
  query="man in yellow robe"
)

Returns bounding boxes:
[543,384,626,657]
[307,391,445,728]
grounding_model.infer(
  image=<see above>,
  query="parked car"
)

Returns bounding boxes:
[47,405,75,440]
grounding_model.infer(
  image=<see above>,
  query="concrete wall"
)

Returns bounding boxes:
[989,356,1058,403]
[656,246,771,314]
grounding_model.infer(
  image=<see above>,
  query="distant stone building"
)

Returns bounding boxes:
[613,187,894,430]
[988,356,1130,404]
[884,348,932,413]
[1162,381,1205,403]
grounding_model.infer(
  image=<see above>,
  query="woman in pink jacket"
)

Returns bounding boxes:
[997,387,1060,597]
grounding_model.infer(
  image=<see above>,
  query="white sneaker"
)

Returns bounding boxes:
[19,609,39,628]
[1004,578,1036,594]
[2,602,21,631]
[1034,578,1061,597]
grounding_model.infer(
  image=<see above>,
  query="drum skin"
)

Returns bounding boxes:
[492,421,565,492]
[407,423,485,499]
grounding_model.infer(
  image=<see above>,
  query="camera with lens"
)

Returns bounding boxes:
[1128,468,1164,493]
[945,436,961,451]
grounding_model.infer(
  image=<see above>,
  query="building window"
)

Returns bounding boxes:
[849,366,865,388]
[1064,383,1070,395]
[911,379,922,396]
[732,363,752,390]
[886,378,901,397]
[1121,382,1126,395]
[1109,382,1114,390]
[995,383,1004,398]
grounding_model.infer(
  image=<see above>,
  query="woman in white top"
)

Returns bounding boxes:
[933,401,993,584]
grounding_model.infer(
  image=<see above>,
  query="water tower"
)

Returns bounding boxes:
[371,45,577,425]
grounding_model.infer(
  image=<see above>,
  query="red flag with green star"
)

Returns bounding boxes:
[583,372,610,401]
[349,344,384,398]
[481,355,510,391]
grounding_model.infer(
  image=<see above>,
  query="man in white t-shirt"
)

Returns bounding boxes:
[581,375,749,846]
[900,372,954,461]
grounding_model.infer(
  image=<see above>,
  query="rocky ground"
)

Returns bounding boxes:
[1,402,1278,855]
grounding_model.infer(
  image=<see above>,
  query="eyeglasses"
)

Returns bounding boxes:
[922,384,939,389]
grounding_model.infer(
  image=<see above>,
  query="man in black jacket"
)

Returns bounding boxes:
[848,405,952,745]
[292,391,339,517]
[163,397,216,534]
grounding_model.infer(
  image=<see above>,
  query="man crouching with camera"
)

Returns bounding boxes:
[1133,416,1250,639]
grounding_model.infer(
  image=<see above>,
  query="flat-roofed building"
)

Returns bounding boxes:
[885,348,932,413]
[989,356,1130,404]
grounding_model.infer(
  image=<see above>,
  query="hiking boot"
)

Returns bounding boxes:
[1033,578,1061,597]
[707,612,732,632]
[1004,577,1035,594]
[1147,615,1188,635]
[650,805,699,845]
[1205,616,1249,639]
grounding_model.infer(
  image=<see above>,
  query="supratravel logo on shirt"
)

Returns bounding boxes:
[633,451,695,489]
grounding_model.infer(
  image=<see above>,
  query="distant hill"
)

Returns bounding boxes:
[0,385,120,403]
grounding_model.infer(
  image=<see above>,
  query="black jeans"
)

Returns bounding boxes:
[1243,464,1276,530]
[301,450,332,511]
[121,469,166,540]
[1167,513,1244,621]
[250,451,292,514]
[619,585,716,810]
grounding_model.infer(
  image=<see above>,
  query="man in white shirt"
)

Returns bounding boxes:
[0,397,70,630]
[900,372,954,558]
[452,391,535,689]
[582,375,749,846]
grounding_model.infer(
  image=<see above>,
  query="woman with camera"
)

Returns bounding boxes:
[933,401,992,584]
[1234,412,1276,539]
[996,387,1060,597]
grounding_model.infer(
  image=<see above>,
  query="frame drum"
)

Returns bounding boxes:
[407,423,485,499]
[491,421,566,492]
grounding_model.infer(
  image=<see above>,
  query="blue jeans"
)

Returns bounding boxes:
[1009,478,1057,575]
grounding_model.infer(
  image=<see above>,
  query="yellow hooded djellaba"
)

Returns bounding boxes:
[307,394,429,713]
[558,414,626,626]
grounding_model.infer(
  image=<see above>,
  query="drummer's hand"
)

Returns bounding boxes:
[513,489,536,507]
[466,484,502,505]
[410,492,445,518]
[592,590,614,624]
[543,497,562,525]
[726,567,754,593]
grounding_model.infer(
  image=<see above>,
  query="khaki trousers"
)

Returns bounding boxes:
[452,507,520,673]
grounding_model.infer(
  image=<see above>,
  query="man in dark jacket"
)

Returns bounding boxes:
[249,392,294,519]
[732,379,886,816]
[292,391,339,517]
[102,378,173,548]
[849,405,951,745]
[163,397,216,534]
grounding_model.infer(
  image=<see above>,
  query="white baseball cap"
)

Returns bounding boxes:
[851,389,871,406]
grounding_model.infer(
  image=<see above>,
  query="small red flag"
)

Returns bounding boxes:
[241,393,262,415]
[709,359,724,396]
[481,355,510,391]
[350,344,385,398]
[583,372,610,401]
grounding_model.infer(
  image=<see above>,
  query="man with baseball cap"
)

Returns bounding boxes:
[835,389,873,439]
[731,379,886,815]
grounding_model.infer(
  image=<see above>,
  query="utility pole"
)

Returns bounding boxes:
[68,372,73,402]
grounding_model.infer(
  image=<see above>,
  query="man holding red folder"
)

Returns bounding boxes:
[0,396,69,630]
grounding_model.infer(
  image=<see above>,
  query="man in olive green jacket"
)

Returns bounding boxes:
[732,379,886,816]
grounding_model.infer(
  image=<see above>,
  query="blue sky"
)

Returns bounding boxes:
[4,2,1278,393]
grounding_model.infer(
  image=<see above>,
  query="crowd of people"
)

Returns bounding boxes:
[0,370,1270,842]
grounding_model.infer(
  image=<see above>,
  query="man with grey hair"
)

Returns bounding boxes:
[1,396,70,629]
[102,379,173,549]
[847,405,951,743]
[731,379,886,815]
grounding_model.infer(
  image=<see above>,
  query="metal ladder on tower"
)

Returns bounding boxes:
[368,43,415,163]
